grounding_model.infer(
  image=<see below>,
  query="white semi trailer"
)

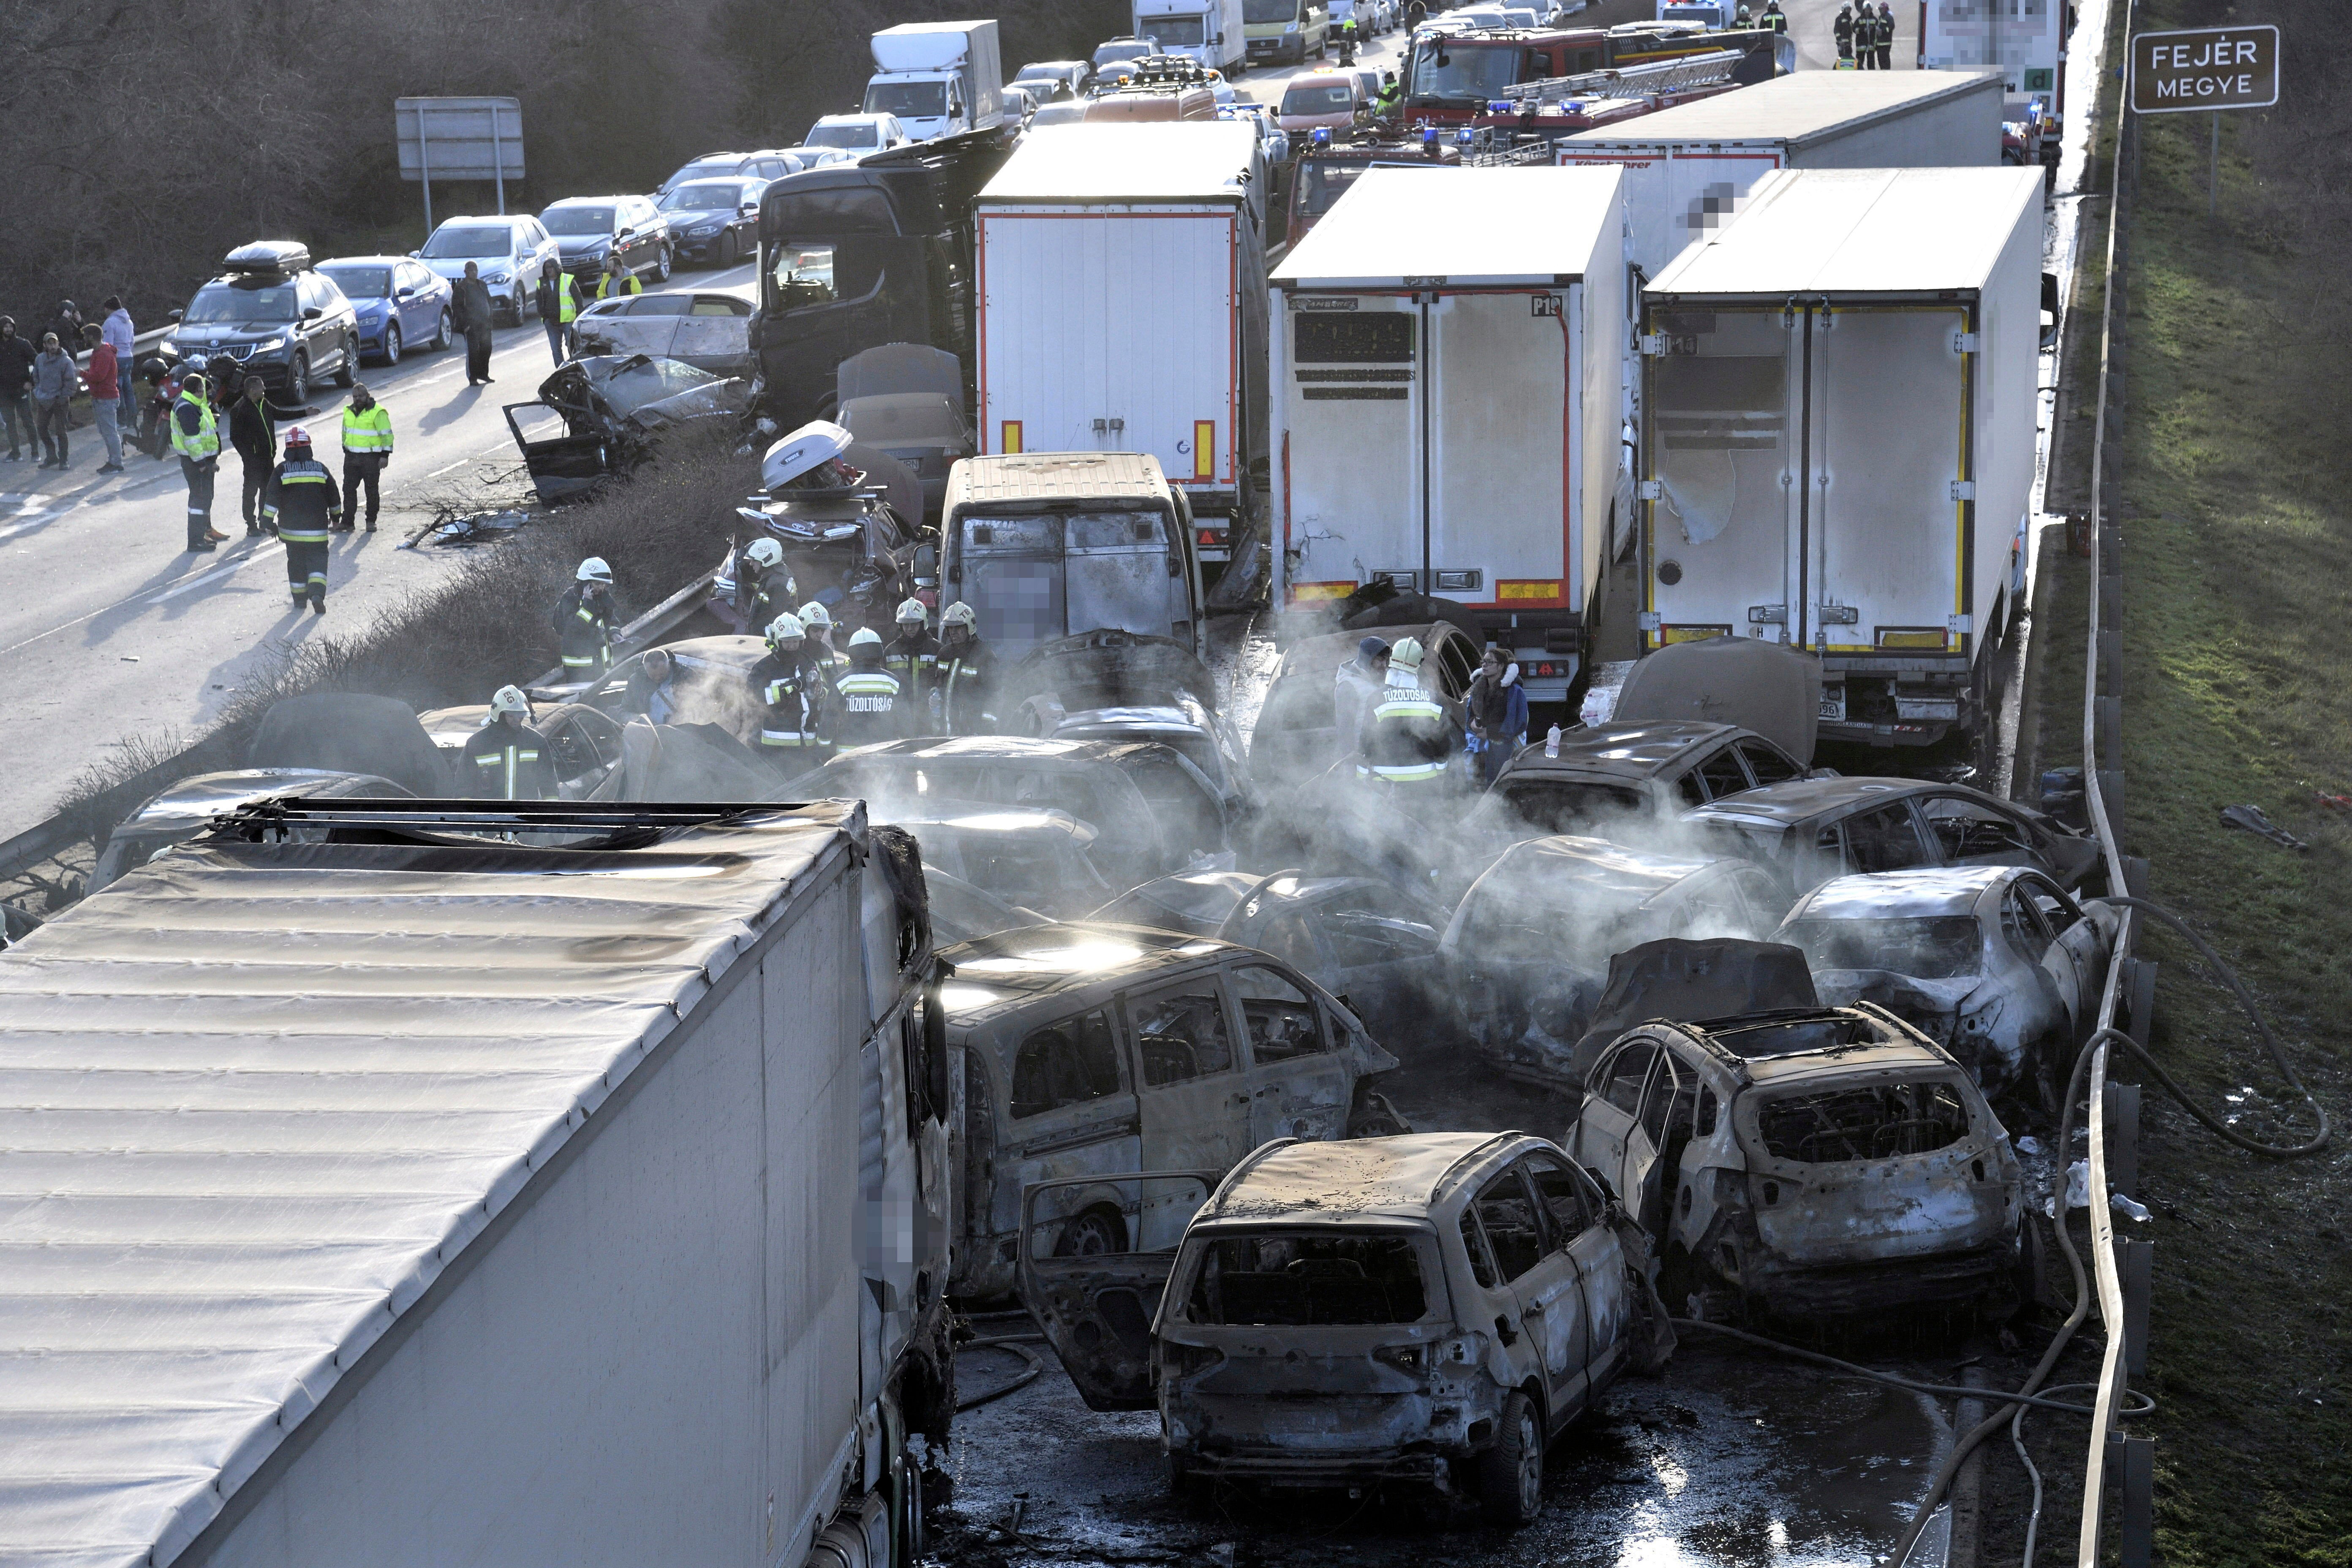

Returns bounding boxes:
[0,799,955,1568]
[1637,165,2047,751]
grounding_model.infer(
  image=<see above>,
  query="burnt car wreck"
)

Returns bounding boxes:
[504,354,749,504]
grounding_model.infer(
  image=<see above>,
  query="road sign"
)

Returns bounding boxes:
[394,96,525,227]
[2129,25,2278,114]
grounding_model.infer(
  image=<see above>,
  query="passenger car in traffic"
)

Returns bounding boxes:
[571,292,754,377]
[1243,0,1330,63]
[413,214,560,325]
[938,922,1404,1298]
[1021,1133,1665,1523]
[803,113,915,162]
[1683,778,2103,896]
[1275,71,1364,135]
[166,242,362,405]
[1441,835,1793,1083]
[1567,1005,2030,1322]
[1012,60,1089,100]
[655,149,801,195]
[315,255,453,365]
[1459,720,1810,847]
[656,178,769,268]
[541,194,673,286]
[1776,866,2118,1102]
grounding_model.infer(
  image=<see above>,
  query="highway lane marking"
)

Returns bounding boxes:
[0,542,277,657]
[147,552,268,603]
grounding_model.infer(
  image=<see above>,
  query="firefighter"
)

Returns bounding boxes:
[833,627,904,749]
[261,425,339,614]
[1356,637,1454,789]
[1833,2,1855,64]
[169,364,227,552]
[936,601,997,734]
[1873,2,1895,71]
[797,599,845,672]
[883,596,941,725]
[748,613,828,762]
[461,685,558,800]
[1334,636,1391,759]
[1759,0,1787,32]
[733,535,794,632]
[552,556,617,678]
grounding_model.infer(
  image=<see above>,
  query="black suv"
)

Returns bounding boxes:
[165,242,360,406]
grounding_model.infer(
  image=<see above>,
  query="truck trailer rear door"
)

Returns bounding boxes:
[1284,300,1422,601]
[1428,287,1576,613]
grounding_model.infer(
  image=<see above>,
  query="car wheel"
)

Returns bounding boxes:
[332,335,356,387]
[283,352,310,406]
[511,289,528,326]
[1051,1206,1127,1258]
[381,321,402,366]
[1476,1390,1544,1527]
[717,231,738,269]
[433,309,452,351]
[653,243,673,283]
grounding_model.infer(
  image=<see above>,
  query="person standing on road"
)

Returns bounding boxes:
[1374,71,1401,115]
[262,425,338,612]
[229,376,275,534]
[1462,647,1527,789]
[832,627,905,749]
[1356,637,1454,790]
[1334,636,1391,759]
[553,556,618,678]
[101,297,136,427]
[1874,2,1895,70]
[0,318,34,462]
[1832,3,1855,64]
[46,302,84,360]
[170,368,228,551]
[462,686,558,800]
[884,596,941,724]
[1759,0,1787,33]
[535,261,579,365]
[336,383,392,531]
[797,599,845,674]
[455,261,496,386]
[749,613,828,762]
[936,601,997,734]
[82,325,124,474]
[30,332,74,470]
[1404,0,1425,30]
[595,253,642,302]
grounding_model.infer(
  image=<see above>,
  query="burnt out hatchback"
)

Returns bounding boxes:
[1567,1006,2028,1323]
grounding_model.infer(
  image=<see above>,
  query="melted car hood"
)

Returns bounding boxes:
[1613,635,1821,765]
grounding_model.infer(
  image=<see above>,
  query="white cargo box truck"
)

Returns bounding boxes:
[1270,165,1628,703]
[866,20,1005,142]
[977,122,1268,541]
[0,800,955,1568]
[1638,165,2046,750]
[1136,0,1247,74]
[1560,70,2005,280]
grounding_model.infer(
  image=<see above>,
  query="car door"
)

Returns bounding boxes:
[2027,874,2110,1026]
[298,273,339,369]
[396,261,431,338]
[1566,1037,1654,1190]
[1919,792,2047,874]
[1228,962,1353,1144]
[1998,878,2079,1042]
[1526,1152,1626,1401]
[1018,1168,1218,1411]
[1622,1045,1688,1233]
[1126,976,1253,1189]
[994,1004,1146,1243]
[1318,893,1440,1029]
[1468,1162,1586,1424]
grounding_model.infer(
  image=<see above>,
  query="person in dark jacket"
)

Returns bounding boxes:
[936,601,997,734]
[1759,0,1787,32]
[0,318,35,461]
[30,332,74,469]
[462,685,559,799]
[535,259,579,366]
[1832,3,1855,63]
[552,556,618,677]
[732,536,794,632]
[1874,2,1895,69]
[1462,647,1528,788]
[454,262,497,385]
[748,613,829,763]
[1334,636,1391,760]
[883,597,941,725]
[261,425,339,612]
[622,648,678,722]
[831,627,905,749]
[228,376,276,534]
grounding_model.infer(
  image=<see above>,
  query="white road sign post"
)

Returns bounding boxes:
[395,96,526,232]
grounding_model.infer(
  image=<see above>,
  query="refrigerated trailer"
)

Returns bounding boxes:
[976,122,1268,547]
[0,800,954,1568]
[1271,164,1628,703]
[1638,165,2046,749]
[1560,69,2005,279]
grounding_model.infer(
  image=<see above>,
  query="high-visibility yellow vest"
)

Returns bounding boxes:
[557,273,581,323]
[340,404,393,455]
[169,390,219,460]
[596,270,642,300]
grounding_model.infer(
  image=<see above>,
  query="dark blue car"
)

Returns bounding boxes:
[316,255,454,366]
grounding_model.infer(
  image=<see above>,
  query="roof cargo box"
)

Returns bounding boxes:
[222,239,313,274]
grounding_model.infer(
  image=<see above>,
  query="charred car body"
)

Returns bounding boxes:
[999,630,1252,808]
[1776,866,2118,1103]
[1567,1004,2030,1320]
[888,804,1116,920]
[940,923,1404,1299]
[1460,720,1808,852]
[504,354,749,504]
[1684,777,2103,896]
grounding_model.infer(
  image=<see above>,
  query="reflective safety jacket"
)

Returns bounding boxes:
[551,581,616,673]
[749,647,828,750]
[340,403,394,457]
[884,629,942,721]
[539,271,582,324]
[832,654,904,750]
[938,638,997,734]
[460,719,558,800]
[732,554,792,633]
[1358,676,1454,784]
[261,456,340,543]
[169,390,219,461]
[596,269,643,300]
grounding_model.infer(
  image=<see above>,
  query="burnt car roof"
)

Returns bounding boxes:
[1681,776,1946,827]
[889,802,1100,844]
[1498,720,1750,781]
[936,921,1236,1020]
[1647,1005,1963,1084]
[1469,833,1727,906]
[1197,1132,1528,1226]
[1791,866,2025,920]
[830,735,1192,770]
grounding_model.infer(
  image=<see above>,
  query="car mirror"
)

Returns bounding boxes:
[912,543,939,579]
[167,308,184,322]
[395,287,414,299]
[407,249,421,259]
[302,307,322,321]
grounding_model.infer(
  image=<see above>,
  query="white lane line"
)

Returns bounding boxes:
[426,457,471,478]
[147,553,264,603]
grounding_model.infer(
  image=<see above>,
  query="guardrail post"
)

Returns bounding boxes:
[2099,630,2124,697]
[2096,770,2126,830]
[2099,573,2125,630]
[2095,695,2124,770]
[2122,956,2158,1046]
[2102,1081,2141,1199]
[2122,855,2150,898]
[2119,1236,2153,1377]
[2106,1429,2156,1568]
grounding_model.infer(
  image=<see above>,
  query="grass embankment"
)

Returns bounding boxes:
[2069,10,2352,1560]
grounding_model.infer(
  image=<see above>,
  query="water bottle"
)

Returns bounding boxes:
[1544,724,1561,758]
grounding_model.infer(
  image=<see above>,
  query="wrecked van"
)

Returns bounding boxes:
[1019,1134,1668,1524]
[1567,1005,2029,1321]
[939,922,1402,1299]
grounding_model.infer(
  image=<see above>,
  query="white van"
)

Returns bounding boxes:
[1137,0,1247,72]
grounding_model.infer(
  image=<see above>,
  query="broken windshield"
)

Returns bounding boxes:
[1781,916,1983,980]
[1181,1229,1435,1325]
[1753,1081,1971,1163]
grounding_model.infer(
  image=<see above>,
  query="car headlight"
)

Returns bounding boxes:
[253,336,287,353]
[689,223,721,237]
[484,270,511,285]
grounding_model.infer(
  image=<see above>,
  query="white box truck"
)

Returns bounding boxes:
[1637,165,2046,750]
[866,20,1005,142]
[0,799,956,1568]
[1269,164,1629,703]
[1136,0,1247,74]
[976,122,1268,542]
[1923,0,2069,127]
[1560,70,2006,280]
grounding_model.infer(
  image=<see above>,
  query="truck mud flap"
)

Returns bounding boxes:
[1016,1170,1220,1413]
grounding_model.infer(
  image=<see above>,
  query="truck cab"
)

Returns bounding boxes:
[1245,0,1330,65]
[941,452,1205,661]
[1137,0,1247,73]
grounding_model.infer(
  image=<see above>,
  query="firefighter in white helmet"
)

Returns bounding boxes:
[552,556,617,677]
[749,612,828,762]
[797,598,845,673]
[1356,636,1457,789]
[461,685,558,800]
[937,601,997,734]
[833,626,905,749]
[732,535,793,632]
[884,596,940,728]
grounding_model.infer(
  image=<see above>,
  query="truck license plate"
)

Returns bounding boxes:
[1819,686,1846,722]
